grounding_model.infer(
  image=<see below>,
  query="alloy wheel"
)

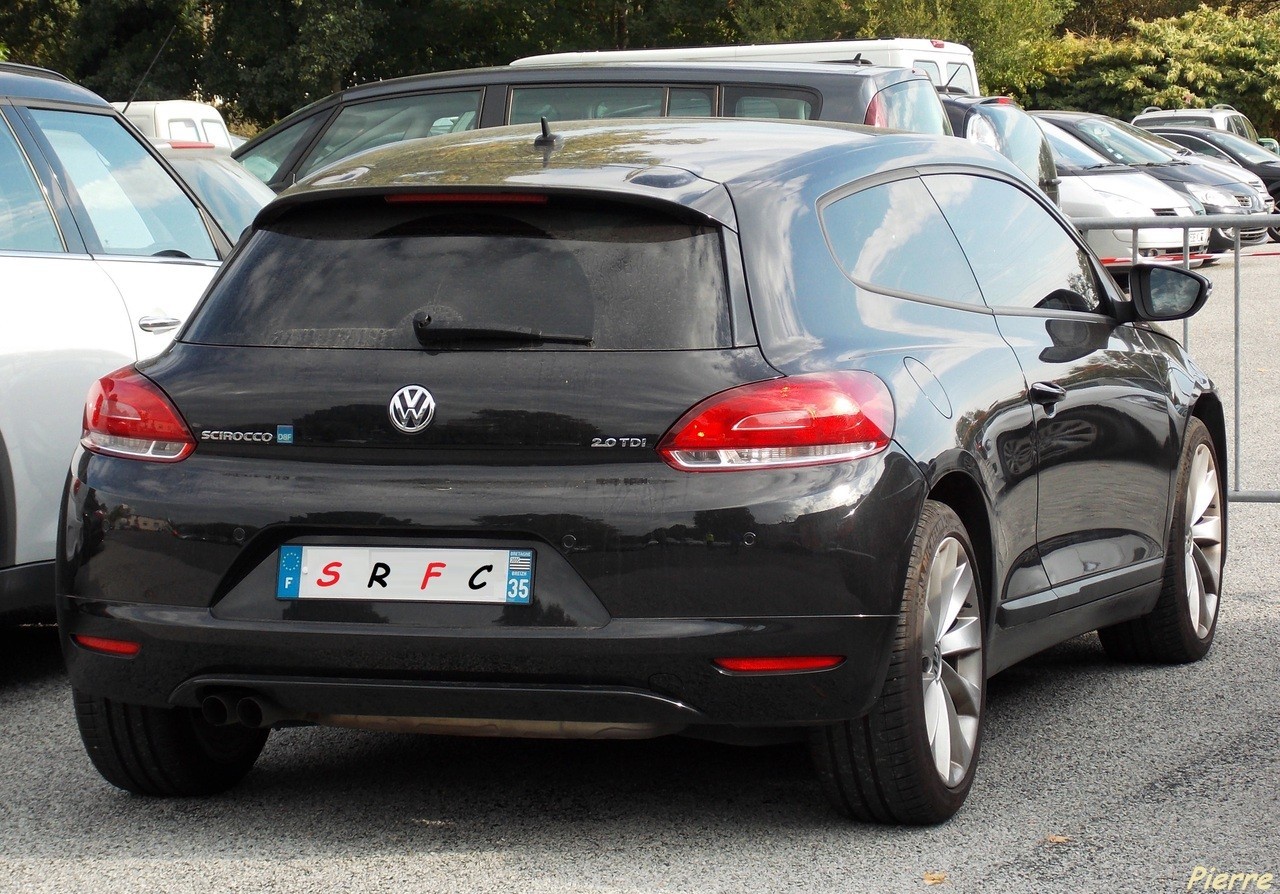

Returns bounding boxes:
[1185,443,1224,639]
[921,536,983,787]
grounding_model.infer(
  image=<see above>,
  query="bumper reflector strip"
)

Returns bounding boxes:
[714,656,844,673]
[72,635,141,657]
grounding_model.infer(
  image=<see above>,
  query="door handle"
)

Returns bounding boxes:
[1028,381,1067,410]
[138,316,182,333]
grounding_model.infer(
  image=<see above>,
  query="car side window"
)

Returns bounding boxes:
[723,87,816,120]
[237,115,318,183]
[668,88,714,117]
[821,176,982,305]
[28,108,217,261]
[0,116,63,252]
[925,173,1102,313]
[509,85,676,124]
[1176,135,1229,160]
[298,91,483,179]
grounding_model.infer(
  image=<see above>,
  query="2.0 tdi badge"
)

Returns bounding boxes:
[389,384,436,433]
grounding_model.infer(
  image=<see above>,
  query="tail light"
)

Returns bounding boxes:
[657,371,894,471]
[864,95,887,128]
[81,366,195,462]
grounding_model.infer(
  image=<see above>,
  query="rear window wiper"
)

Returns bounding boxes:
[412,313,592,347]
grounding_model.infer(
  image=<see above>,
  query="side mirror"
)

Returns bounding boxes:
[1259,137,1279,153]
[1128,264,1212,321]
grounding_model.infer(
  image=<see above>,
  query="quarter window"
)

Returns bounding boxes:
[925,174,1101,313]
[871,82,950,134]
[0,117,63,252]
[821,177,982,305]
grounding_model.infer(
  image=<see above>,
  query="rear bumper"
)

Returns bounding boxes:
[59,598,898,728]
[58,444,925,730]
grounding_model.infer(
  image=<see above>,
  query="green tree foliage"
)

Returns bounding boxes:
[1020,6,1280,136]
[67,0,205,101]
[844,0,1072,93]
[0,0,81,71]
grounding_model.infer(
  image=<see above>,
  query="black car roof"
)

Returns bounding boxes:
[0,63,108,106]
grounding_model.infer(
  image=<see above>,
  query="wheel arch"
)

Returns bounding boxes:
[927,470,994,624]
[1190,392,1228,552]
[1190,393,1227,485]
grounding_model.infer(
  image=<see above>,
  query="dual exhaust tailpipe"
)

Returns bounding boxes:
[200,692,289,729]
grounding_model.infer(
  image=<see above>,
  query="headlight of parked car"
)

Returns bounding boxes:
[1185,183,1236,209]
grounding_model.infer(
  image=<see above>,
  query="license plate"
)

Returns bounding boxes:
[276,546,534,604]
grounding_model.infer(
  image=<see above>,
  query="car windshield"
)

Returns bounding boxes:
[166,153,275,240]
[1197,129,1280,163]
[1039,120,1112,168]
[1074,117,1176,165]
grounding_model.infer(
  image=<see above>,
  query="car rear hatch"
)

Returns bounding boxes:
[131,189,864,620]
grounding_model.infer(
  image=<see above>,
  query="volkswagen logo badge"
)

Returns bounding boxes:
[388,385,436,434]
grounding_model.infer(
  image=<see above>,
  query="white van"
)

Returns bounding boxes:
[111,99,234,149]
[512,38,979,95]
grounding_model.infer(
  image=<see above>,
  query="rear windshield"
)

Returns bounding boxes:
[184,199,732,350]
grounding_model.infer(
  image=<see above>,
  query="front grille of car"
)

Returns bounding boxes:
[1235,194,1254,209]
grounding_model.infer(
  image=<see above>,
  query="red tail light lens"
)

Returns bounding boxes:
[864,95,887,128]
[658,371,894,471]
[81,367,195,462]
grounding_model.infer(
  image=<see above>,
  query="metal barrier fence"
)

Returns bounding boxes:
[1075,212,1280,503]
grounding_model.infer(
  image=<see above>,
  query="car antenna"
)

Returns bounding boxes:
[535,117,564,148]
[121,22,177,114]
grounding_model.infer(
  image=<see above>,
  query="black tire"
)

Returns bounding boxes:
[1098,417,1224,663]
[810,501,986,824]
[1268,226,1280,243]
[74,689,268,796]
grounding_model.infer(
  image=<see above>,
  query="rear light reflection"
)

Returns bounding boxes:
[81,366,195,462]
[658,371,894,471]
[71,635,141,657]
[863,96,887,128]
[715,656,845,673]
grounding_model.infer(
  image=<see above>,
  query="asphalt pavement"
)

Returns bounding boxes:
[0,251,1276,893]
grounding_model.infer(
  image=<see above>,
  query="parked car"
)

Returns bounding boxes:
[940,93,1059,204]
[154,141,275,241]
[1131,103,1262,144]
[112,99,235,149]
[1033,110,1269,250]
[233,61,952,190]
[511,38,980,95]
[0,63,232,620]
[1136,124,1280,240]
[61,118,1225,825]
[1037,118,1210,268]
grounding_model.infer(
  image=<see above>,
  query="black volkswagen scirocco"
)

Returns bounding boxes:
[58,118,1226,824]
